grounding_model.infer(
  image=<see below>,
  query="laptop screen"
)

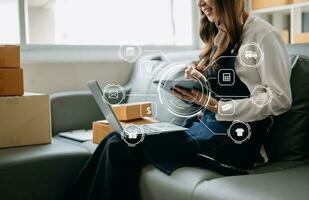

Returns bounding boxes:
[87,80,123,134]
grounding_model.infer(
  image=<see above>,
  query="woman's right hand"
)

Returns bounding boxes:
[185,59,206,80]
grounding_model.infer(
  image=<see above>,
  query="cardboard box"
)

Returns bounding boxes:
[294,33,309,44]
[281,30,290,44]
[112,102,152,121]
[0,68,24,96]
[0,93,52,148]
[93,117,158,144]
[252,0,291,10]
[292,0,309,3]
[0,45,20,68]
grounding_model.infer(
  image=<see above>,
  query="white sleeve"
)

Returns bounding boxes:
[215,31,292,122]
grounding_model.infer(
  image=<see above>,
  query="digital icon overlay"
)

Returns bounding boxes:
[119,44,142,63]
[103,84,126,105]
[218,100,236,116]
[121,124,145,147]
[238,42,264,68]
[227,121,252,144]
[218,69,235,86]
[250,85,273,108]
[157,64,212,118]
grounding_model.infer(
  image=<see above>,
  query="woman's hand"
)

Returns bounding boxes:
[172,87,218,113]
[185,59,206,80]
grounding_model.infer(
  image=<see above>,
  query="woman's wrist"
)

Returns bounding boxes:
[204,98,218,113]
[209,102,218,113]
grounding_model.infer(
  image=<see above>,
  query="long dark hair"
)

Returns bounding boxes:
[199,0,245,69]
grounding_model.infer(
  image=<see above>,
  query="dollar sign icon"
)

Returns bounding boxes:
[146,106,152,116]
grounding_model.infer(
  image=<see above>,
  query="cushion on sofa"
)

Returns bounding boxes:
[265,55,309,161]
[0,138,91,200]
[192,164,309,200]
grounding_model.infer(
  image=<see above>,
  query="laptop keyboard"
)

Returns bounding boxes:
[124,125,159,135]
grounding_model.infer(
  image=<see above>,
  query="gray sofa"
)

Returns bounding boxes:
[0,44,308,200]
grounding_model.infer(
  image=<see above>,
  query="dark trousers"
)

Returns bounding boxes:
[70,131,200,200]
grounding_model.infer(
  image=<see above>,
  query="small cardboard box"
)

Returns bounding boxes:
[0,93,52,148]
[0,68,24,96]
[0,45,20,68]
[292,0,309,3]
[252,0,291,10]
[112,102,152,121]
[281,30,290,44]
[294,33,309,44]
[93,117,158,144]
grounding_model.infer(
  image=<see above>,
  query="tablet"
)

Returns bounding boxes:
[153,79,207,93]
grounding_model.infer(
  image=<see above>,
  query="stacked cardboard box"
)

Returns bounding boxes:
[112,102,152,121]
[294,32,309,44]
[281,30,290,44]
[252,0,292,10]
[93,102,156,144]
[0,93,52,148]
[0,45,51,148]
[292,0,309,3]
[93,117,158,144]
[0,45,24,96]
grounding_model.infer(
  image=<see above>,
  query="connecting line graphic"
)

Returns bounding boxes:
[126,94,158,97]
[215,95,250,98]
[198,118,227,136]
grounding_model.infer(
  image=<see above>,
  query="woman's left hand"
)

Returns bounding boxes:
[172,87,218,113]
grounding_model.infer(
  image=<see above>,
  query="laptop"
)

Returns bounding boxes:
[87,80,188,136]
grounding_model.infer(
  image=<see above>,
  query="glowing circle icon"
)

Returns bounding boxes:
[102,84,126,105]
[227,121,251,144]
[119,44,142,63]
[121,125,145,147]
[157,64,212,118]
[250,85,273,108]
[238,42,264,68]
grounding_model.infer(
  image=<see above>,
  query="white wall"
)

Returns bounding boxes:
[23,61,134,94]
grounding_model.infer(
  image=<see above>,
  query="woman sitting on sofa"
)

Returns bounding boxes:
[72,0,292,199]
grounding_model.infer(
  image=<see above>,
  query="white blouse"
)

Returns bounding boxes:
[215,15,292,122]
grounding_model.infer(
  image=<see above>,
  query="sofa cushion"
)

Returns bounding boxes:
[265,55,309,161]
[0,138,91,200]
[55,135,98,153]
[192,164,309,200]
[140,166,222,200]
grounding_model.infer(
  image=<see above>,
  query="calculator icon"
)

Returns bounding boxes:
[218,69,235,86]
[222,73,231,82]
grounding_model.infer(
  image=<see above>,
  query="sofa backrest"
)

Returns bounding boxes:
[50,91,104,136]
[265,55,309,161]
